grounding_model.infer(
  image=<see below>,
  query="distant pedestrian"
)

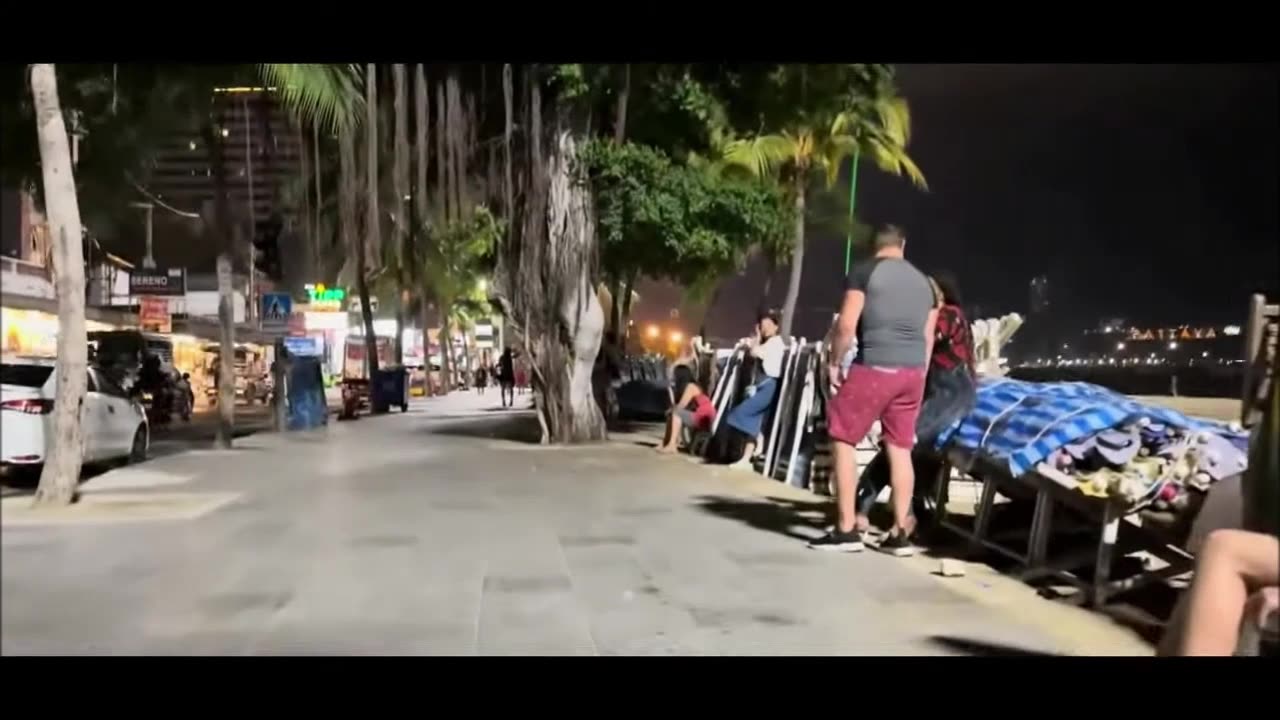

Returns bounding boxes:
[498,347,517,408]
[515,363,528,394]
[812,224,936,557]
[474,365,488,395]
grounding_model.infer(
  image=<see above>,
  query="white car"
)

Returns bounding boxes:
[1,360,150,474]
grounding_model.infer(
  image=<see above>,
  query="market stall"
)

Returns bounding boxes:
[929,378,1247,606]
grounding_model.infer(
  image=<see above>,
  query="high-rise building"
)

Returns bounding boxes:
[144,87,301,253]
[1029,275,1050,315]
[1020,274,1054,363]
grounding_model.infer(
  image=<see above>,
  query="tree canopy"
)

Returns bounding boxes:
[578,138,792,289]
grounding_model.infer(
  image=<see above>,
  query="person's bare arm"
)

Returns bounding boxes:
[923,308,939,369]
[828,290,865,388]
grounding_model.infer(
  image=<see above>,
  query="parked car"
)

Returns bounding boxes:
[1,360,150,477]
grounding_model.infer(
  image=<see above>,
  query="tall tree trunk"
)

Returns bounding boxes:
[339,124,379,391]
[613,64,630,143]
[493,69,606,443]
[415,65,428,223]
[447,72,468,218]
[502,64,514,221]
[364,63,381,273]
[30,64,86,507]
[760,258,775,309]
[779,178,806,337]
[435,80,448,222]
[619,270,637,349]
[437,296,454,392]
[419,296,436,396]
[542,129,606,442]
[362,64,382,396]
[607,276,623,337]
[202,121,236,449]
[299,120,315,282]
[313,124,322,275]
[393,64,410,365]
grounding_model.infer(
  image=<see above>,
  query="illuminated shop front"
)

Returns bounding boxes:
[2,307,118,360]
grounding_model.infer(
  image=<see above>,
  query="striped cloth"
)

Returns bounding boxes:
[934,378,1247,477]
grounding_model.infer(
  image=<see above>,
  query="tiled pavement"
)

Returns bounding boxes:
[1,391,1152,656]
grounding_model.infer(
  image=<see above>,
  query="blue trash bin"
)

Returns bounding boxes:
[370,367,409,413]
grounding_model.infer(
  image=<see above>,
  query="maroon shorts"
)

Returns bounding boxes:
[827,364,927,450]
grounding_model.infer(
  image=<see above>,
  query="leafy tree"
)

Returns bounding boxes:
[578,138,792,337]
[718,65,926,335]
[418,206,502,392]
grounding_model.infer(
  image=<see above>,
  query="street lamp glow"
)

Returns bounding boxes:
[1116,342,1126,351]
[670,330,684,344]
[646,324,660,340]
[1168,341,1178,350]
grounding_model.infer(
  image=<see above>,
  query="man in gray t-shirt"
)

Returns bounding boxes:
[809,224,938,556]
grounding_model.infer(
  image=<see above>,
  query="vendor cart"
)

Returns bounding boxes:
[926,378,1248,608]
[339,335,397,419]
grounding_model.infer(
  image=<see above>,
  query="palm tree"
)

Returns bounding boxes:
[418,207,501,393]
[29,64,89,507]
[722,97,925,336]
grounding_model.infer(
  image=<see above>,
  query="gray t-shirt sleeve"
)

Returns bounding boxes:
[845,258,881,293]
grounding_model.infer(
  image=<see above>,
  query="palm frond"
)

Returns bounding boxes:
[721,134,795,178]
[864,135,928,190]
[257,63,364,135]
[874,96,911,148]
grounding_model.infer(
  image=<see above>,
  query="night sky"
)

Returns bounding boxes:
[636,63,1279,343]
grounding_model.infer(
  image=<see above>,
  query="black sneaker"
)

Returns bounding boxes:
[879,530,917,557]
[807,529,865,553]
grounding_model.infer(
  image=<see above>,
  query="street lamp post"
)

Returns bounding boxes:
[129,201,155,269]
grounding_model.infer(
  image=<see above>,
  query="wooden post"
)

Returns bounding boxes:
[1241,293,1266,426]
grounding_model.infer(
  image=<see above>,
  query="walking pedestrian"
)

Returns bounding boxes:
[810,224,937,556]
[498,347,516,408]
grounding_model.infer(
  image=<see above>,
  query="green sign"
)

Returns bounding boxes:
[304,283,346,307]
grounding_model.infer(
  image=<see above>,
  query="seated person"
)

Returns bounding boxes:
[854,272,976,534]
[1160,339,1280,655]
[1174,529,1278,655]
[658,339,715,454]
[723,309,787,470]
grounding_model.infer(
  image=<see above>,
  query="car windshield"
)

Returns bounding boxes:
[0,363,54,388]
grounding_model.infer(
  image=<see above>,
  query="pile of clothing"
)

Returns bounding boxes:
[936,378,1249,512]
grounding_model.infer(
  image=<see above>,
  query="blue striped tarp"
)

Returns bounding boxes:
[934,379,1246,477]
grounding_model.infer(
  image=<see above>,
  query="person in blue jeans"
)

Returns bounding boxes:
[725,309,787,470]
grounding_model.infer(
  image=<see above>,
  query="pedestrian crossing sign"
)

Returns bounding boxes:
[261,292,292,332]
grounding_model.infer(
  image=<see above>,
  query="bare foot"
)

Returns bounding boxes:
[656,446,677,455]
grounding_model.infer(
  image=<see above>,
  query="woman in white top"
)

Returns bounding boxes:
[724,309,787,469]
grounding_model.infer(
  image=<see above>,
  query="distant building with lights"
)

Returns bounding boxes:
[142,87,301,243]
[1029,275,1050,315]
[1019,274,1054,363]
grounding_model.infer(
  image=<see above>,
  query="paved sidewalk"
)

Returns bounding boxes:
[1,391,1152,655]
